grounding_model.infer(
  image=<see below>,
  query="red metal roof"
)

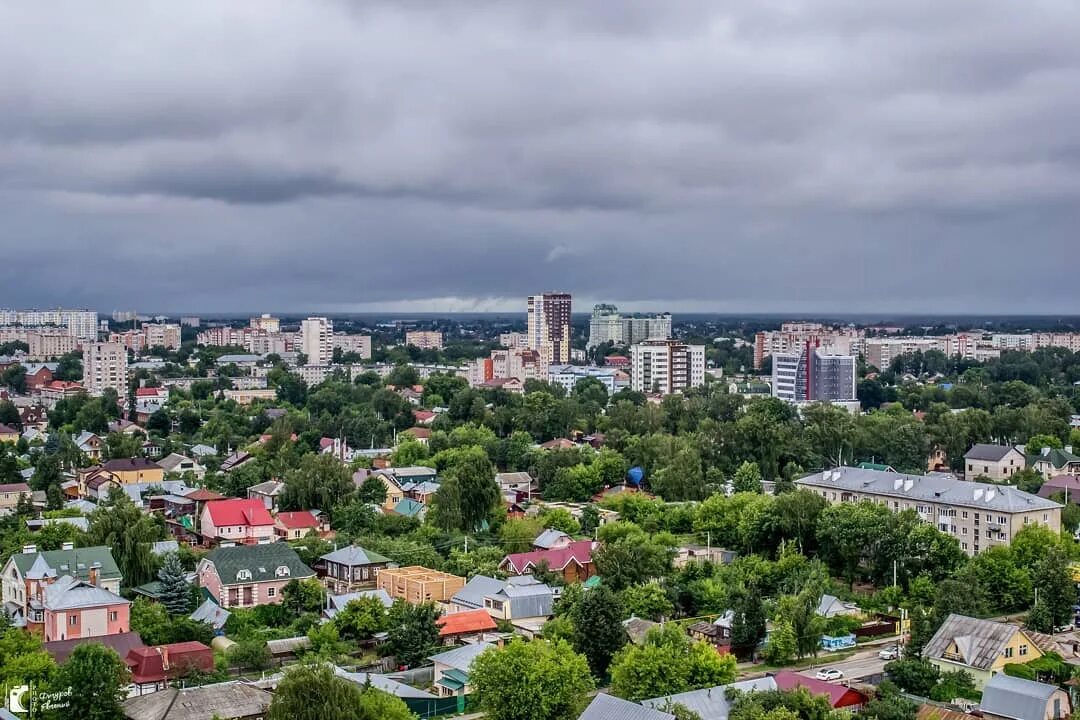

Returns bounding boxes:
[135,387,166,397]
[0,482,31,494]
[502,540,595,574]
[437,609,498,637]
[127,641,215,684]
[275,511,319,529]
[205,498,274,527]
[772,671,867,708]
[183,488,226,502]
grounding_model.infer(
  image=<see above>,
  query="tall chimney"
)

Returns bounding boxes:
[89,562,100,586]
[22,544,36,554]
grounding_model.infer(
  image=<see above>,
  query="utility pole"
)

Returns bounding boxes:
[893,560,898,588]
[464,537,468,555]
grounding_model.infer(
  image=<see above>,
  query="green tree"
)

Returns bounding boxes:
[280,453,356,515]
[472,639,594,720]
[610,624,737,702]
[593,537,673,592]
[356,476,389,506]
[157,551,193,615]
[1028,547,1075,633]
[280,578,325,615]
[54,643,132,720]
[268,662,414,720]
[620,582,675,621]
[732,461,763,494]
[334,595,389,641]
[884,658,940,696]
[856,685,918,720]
[227,641,272,672]
[0,627,57,692]
[432,445,500,531]
[386,600,441,668]
[763,620,797,665]
[85,488,167,587]
[571,585,626,677]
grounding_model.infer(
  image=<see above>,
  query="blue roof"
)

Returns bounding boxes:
[393,498,425,517]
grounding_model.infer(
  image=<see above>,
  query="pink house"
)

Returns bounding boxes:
[23,557,130,642]
[200,498,276,545]
[196,543,315,609]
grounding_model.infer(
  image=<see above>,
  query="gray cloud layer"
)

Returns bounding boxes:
[1,1,1078,313]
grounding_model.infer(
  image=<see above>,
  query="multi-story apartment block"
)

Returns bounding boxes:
[630,339,705,394]
[469,349,547,386]
[754,323,863,369]
[250,314,280,333]
[588,304,624,348]
[405,330,444,350]
[624,313,673,345]
[796,466,1061,556]
[26,330,77,359]
[527,293,572,365]
[498,332,530,349]
[300,317,333,365]
[548,365,628,396]
[772,341,857,404]
[0,308,98,342]
[180,316,201,327]
[143,323,181,350]
[83,342,128,398]
[108,330,146,354]
[332,333,372,359]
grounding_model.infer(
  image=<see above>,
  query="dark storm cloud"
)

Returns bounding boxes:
[0,0,1078,313]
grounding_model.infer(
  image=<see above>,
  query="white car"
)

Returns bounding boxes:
[878,647,900,660]
[815,668,844,681]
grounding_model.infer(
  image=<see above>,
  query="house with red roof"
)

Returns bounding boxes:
[275,511,322,540]
[39,380,86,404]
[437,609,498,644]
[126,641,215,696]
[200,498,276,545]
[134,386,169,403]
[499,540,597,584]
[412,410,436,425]
[24,365,54,390]
[772,671,867,711]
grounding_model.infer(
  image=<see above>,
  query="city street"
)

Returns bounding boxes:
[797,646,894,683]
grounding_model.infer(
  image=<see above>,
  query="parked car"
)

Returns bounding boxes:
[878,646,900,660]
[815,668,844,681]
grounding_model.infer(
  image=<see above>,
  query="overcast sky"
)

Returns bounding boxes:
[1,1,1078,315]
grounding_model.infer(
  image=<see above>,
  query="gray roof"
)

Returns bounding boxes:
[149,540,180,556]
[496,579,554,619]
[26,516,90,532]
[266,636,311,655]
[642,678,778,720]
[190,598,231,630]
[325,588,394,618]
[451,575,507,610]
[981,673,1062,720]
[334,669,437,699]
[429,641,494,671]
[534,528,572,549]
[816,594,858,618]
[965,444,1022,462]
[580,693,675,720]
[216,354,262,363]
[320,545,391,567]
[41,575,129,611]
[248,479,284,496]
[122,681,272,720]
[189,444,218,457]
[922,613,1026,670]
[796,466,1061,513]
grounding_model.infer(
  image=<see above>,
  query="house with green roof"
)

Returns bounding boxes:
[2,544,122,620]
[195,543,314,609]
[1027,446,1080,480]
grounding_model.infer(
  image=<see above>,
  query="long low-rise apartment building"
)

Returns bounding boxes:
[795,466,1061,556]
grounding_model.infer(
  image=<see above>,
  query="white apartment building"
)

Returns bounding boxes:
[300,317,333,365]
[498,332,530,349]
[0,308,98,342]
[83,342,128,398]
[405,331,444,350]
[772,343,857,404]
[588,305,624,348]
[624,314,673,345]
[333,334,372,359]
[548,365,627,396]
[250,314,281,333]
[630,339,705,394]
[143,323,181,350]
[797,466,1061,557]
[527,293,572,365]
[754,323,863,369]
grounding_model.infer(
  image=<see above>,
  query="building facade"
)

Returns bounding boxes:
[83,342,128,397]
[796,466,1061,556]
[772,341,857,404]
[527,293,572,365]
[142,323,182,350]
[0,308,98,341]
[630,339,706,394]
[332,333,372,358]
[754,323,864,369]
[405,331,444,350]
[300,317,333,365]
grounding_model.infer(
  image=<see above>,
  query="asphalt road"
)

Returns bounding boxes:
[798,647,893,682]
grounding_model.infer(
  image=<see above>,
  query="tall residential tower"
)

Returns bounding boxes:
[527,293,572,365]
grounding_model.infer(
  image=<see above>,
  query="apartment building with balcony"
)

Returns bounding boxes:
[795,466,1061,556]
[630,339,705,395]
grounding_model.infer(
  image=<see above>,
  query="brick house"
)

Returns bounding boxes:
[200,498,276,545]
[1,545,123,624]
[196,543,314,609]
[499,540,598,584]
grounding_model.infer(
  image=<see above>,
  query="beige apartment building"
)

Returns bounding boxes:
[796,466,1061,557]
[143,323,181,350]
[27,330,77,359]
[83,342,128,398]
[332,333,372,359]
[963,444,1027,481]
[405,331,444,350]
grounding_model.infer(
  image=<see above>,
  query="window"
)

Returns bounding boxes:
[267,587,276,598]
[962,543,969,551]
[109,611,117,622]
[1019,644,1028,656]
[984,466,989,474]
[962,527,968,535]
[275,566,290,578]
[998,516,1006,525]
[962,511,968,519]
[1004,647,1014,658]
[986,530,993,538]
[69,616,78,626]
[236,569,252,581]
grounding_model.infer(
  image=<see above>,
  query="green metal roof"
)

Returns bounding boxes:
[10,546,122,583]
[857,462,895,472]
[393,498,425,517]
[437,668,470,691]
[132,580,164,599]
[1027,448,1080,469]
[204,543,314,587]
